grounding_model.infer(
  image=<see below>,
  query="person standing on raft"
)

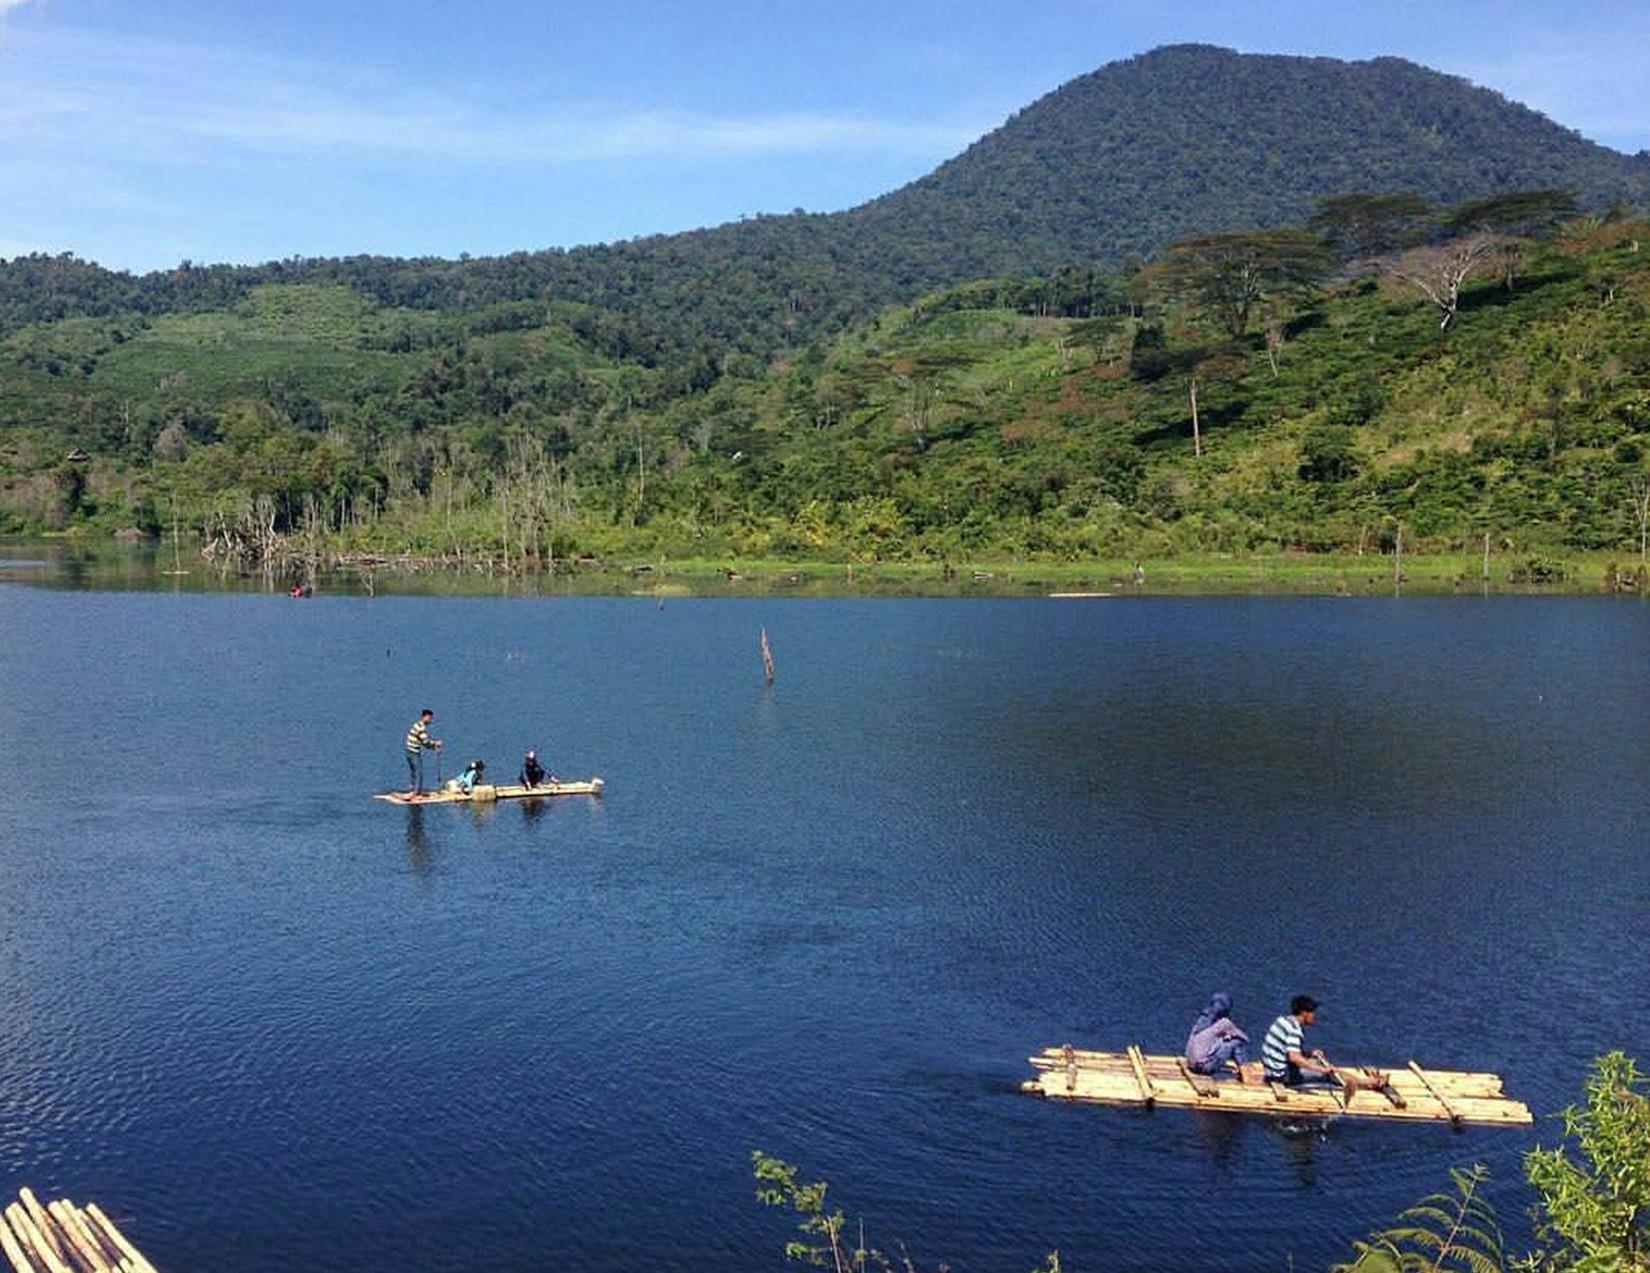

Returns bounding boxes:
[1185,991,1254,1081]
[404,708,442,795]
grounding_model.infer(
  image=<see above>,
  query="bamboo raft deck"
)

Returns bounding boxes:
[1022,1045,1532,1126]
[1,1188,158,1273]
[374,778,604,805]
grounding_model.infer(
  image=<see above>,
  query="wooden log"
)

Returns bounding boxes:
[17,1192,65,1271]
[83,1207,157,1273]
[1408,1060,1460,1125]
[1022,1046,1530,1124]
[1177,1059,1219,1098]
[0,1212,36,1273]
[46,1202,114,1273]
[3,1205,71,1273]
[759,627,775,684]
[1126,1044,1156,1107]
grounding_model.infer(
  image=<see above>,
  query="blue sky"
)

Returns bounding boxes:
[2,0,1647,272]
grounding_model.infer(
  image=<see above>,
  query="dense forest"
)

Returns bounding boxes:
[2,47,1648,575]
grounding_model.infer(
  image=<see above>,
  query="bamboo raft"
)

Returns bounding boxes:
[0,1188,159,1273]
[374,778,604,805]
[1022,1045,1532,1126]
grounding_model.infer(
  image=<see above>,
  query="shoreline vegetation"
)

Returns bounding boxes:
[4,536,1646,596]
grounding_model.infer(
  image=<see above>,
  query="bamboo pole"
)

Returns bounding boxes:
[84,1206,158,1273]
[1408,1060,1462,1125]
[0,1214,33,1273]
[16,1194,64,1271]
[16,1193,69,1273]
[3,1205,70,1273]
[47,1202,115,1273]
[1177,1058,1219,1098]
[1126,1044,1156,1107]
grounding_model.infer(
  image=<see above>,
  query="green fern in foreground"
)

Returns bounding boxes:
[1335,1165,1505,1273]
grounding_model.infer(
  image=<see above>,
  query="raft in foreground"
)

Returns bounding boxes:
[1022,1045,1532,1126]
[1,1186,158,1273]
[374,778,605,805]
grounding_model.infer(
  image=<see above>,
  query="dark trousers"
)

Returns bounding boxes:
[406,751,423,791]
[1189,1038,1248,1075]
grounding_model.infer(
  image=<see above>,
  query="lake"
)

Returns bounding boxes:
[1,576,1646,1271]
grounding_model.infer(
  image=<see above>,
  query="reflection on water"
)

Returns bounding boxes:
[403,806,431,877]
[0,590,1646,1273]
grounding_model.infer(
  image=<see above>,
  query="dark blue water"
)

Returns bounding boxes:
[0,588,1646,1272]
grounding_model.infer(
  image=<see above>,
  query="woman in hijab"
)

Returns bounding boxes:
[1185,991,1253,1081]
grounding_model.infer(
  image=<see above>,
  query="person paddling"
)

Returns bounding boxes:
[1261,995,1390,1094]
[404,708,442,795]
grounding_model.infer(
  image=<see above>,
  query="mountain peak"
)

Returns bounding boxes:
[856,45,1647,277]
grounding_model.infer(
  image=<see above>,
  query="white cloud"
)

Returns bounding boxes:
[0,25,986,170]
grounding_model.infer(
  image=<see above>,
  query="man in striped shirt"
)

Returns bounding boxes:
[1261,995,1389,1093]
[404,709,443,794]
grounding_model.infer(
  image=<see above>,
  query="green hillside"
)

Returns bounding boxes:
[3,211,1647,580]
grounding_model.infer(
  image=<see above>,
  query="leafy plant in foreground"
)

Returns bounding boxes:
[1521,1052,1650,1271]
[1335,1164,1504,1273]
[753,1150,1062,1273]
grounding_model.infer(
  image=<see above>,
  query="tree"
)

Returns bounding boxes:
[1387,235,1504,329]
[1523,1051,1650,1270]
[1335,1164,1504,1273]
[1299,424,1362,483]
[1311,192,1436,261]
[1445,190,1579,290]
[1445,189,1579,239]
[1145,228,1334,337]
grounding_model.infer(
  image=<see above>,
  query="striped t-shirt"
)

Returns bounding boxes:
[405,719,431,755]
[1262,1014,1304,1079]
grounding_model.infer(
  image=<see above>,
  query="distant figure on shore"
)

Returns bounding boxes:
[454,758,486,794]
[1261,995,1389,1093]
[404,708,442,794]
[520,749,552,788]
[288,582,312,598]
[1184,991,1253,1081]
[1133,561,1146,586]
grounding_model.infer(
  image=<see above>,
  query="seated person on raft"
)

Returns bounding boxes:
[1261,994,1388,1091]
[453,758,486,794]
[1185,991,1255,1081]
[520,749,552,788]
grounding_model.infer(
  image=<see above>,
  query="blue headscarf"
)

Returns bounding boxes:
[1190,991,1233,1037]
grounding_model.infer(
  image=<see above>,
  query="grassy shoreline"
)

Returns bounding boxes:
[4,537,1647,596]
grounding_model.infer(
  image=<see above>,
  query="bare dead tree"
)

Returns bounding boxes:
[1264,317,1285,377]
[1387,235,1503,329]
[1632,475,1650,566]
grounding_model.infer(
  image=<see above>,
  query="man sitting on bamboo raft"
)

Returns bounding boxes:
[1261,995,1390,1092]
[1184,991,1257,1081]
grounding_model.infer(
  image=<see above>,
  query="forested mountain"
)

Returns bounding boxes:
[857,44,1650,277]
[3,45,1646,356]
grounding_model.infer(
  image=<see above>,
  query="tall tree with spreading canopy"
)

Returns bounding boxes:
[1145,228,1334,338]
[1311,192,1436,262]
